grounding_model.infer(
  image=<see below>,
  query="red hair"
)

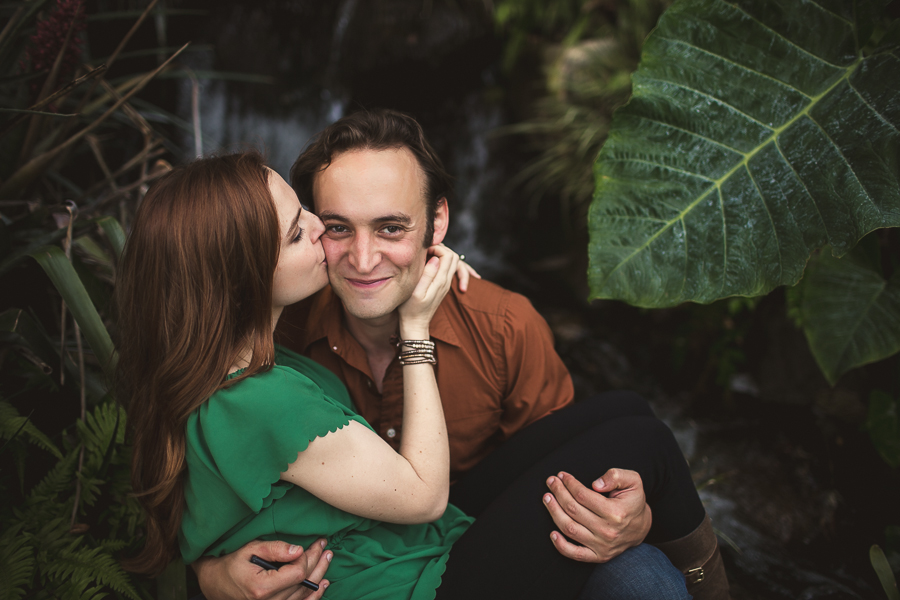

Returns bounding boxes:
[116,152,280,575]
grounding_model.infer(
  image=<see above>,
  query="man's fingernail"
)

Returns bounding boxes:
[320,539,327,548]
[323,581,330,589]
[594,478,604,488]
[551,532,558,541]
[546,476,555,486]
[288,545,300,554]
[326,552,333,562]
[543,494,552,504]
[558,472,566,480]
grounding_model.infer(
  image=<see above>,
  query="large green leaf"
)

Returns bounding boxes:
[794,247,900,384]
[588,0,900,306]
[28,246,116,381]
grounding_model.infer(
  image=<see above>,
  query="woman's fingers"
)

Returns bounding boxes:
[398,244,459,330]
[455,259,481,292]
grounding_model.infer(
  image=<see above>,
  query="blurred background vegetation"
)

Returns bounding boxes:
[1,1,897,599]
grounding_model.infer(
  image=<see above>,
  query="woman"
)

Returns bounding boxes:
[118,151,481,599]
[118,152,690,600]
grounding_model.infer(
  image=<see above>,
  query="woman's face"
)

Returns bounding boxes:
[270,170,328,310]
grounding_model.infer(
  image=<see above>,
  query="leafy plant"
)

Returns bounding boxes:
[0,1,200,598]
[498,0,670,230]
[587,0,899,383]
[866,390,900,468]
[871,543,900,600]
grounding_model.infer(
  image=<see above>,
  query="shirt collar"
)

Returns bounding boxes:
[305,283,463,350]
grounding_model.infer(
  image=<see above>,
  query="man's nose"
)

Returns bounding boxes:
[349,232,379,273]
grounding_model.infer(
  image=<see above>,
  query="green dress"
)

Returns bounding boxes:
[179,345,473,600]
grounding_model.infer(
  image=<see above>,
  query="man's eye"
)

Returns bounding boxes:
[382,225,402,234]
[326,225,348,234]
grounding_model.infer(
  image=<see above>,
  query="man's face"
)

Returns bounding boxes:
[313,147,448,322]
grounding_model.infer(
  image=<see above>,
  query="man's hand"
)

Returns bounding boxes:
[542,469,652,563]
[193,539,331,600]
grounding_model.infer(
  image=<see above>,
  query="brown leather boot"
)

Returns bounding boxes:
[653,515,732,600]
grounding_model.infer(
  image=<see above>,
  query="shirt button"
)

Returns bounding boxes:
[332,345,338,351]
[386,428,396,438]
[367,380,374,389]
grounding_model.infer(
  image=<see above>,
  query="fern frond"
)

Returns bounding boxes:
[97,538,128,553]
[29,517,75,564]
[74,474,103,508]
[16,452,78,530]
[0,524,35,600]
[45,546,141,600]
[77,401,125,474]
[27,450,79,503]
[0,401,63,459]
[59,583,108,600]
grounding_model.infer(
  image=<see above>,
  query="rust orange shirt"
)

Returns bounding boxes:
[276,277,574,480]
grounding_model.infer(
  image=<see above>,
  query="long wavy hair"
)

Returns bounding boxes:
[116,152,280,575]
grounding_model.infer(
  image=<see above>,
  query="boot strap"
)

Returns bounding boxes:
[684,544,718,585]
[686,566,705,585]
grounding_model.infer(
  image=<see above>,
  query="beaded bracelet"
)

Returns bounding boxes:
[396,339,435,350]
[397,339,436,366]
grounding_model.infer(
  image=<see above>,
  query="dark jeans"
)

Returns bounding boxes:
[436,391,705,600]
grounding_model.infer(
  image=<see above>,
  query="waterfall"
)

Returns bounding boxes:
[176,1,363,178]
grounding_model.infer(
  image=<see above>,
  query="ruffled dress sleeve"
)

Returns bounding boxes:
[179,360,370,564]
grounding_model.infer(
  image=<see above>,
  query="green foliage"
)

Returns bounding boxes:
[2,402,146,600]
[867,391,900,469]
[500,0,670,228]
[0,399,62,460]
[588,0,899,307]
[28,244,117,380]
[0,524,34,600]
[575,0,900,466]
[871,543,900,600]
[0,1,198,598]
[790,243,900,384]
[493,0,586,70]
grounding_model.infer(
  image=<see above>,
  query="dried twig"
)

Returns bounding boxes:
[81,144,165,208]
[90,167,168,209]
[86,134,118,193]
[75,0,161,114]
[59,201,87,531]
[19,18,79,166]
[0,42,190,199]
[187,68,203,157]
[0,7,24,49]
[0,65,106,143]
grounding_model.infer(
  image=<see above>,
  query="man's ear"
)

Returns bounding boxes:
[432,198,449,245]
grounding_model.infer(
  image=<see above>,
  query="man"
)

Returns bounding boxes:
[193,109,730,600]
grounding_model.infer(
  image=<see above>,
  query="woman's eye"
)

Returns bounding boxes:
[293,227,304,243]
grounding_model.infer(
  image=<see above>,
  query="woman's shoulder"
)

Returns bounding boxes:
[210,364,327,411]
[274,344,354,409]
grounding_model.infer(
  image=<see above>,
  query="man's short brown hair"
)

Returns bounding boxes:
[290,109,452,246]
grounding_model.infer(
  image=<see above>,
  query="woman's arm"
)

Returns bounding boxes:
[280,246,458,524]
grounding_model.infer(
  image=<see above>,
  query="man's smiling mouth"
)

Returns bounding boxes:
[346,277,389,288]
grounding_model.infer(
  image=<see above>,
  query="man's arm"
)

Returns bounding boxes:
[542,469,652,562]
[497,292,575,438]
[193,539,331,600]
